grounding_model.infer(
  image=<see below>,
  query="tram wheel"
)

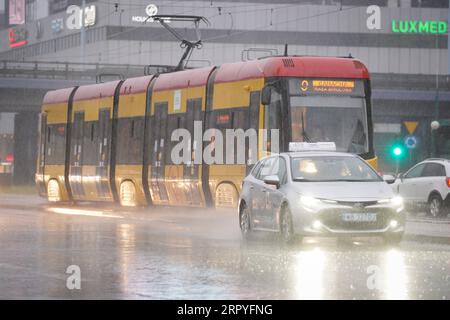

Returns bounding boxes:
[119,181,137,207]
[215,183,238,208]
[47,179,62,202]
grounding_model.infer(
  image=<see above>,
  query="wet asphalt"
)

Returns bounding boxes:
[0,195,449,299]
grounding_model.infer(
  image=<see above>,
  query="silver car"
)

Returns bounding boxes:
[238,152,406,244]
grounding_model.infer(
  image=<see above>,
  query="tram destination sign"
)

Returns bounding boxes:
[289,78,364,97]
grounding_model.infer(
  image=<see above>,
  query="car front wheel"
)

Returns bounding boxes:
[428,195,444,218]
[279,206,297,245]
[239,204,252,240]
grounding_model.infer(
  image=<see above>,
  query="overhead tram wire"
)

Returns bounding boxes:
[119,5,359,63]
[136,5,362,59]
[106,4,363,63]
[40,4,362,65]
[102,3,292,55]
[29,2,197,62]
[203,5,360,42]
[96,0,181,8]
[60,1,303,61]
[44,3,200,61]
[95,0,278,11]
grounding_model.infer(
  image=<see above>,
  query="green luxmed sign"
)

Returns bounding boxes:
[392,20,447,34]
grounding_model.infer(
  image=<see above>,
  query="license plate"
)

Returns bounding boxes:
[341,213,377,222]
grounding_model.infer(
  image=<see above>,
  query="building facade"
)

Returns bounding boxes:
[0,0,449,175]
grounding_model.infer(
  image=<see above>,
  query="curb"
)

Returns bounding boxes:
[403,233,450,245]
[407,218,450,225]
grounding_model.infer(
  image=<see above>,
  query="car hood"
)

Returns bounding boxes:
[292,181,393,201]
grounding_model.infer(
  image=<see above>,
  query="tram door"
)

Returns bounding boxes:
[184,98,203,205]
[96,108,111,199]
[150,102,169,203]
[36,113,47,194]
[247,91,260,174]
[69,111,85,199]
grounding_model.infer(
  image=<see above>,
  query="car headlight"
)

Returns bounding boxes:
[390,196,403,206]
[378,196,403,206]
[300,196,321,207]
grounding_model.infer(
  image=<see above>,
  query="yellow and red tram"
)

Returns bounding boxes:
[36,56,377,208]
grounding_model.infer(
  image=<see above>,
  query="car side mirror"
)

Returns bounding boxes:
[264,175,280,188]
[397,172,404,181]
[261,86,271,105]
[382,174,396,184]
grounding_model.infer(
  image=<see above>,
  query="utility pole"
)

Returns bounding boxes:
[434,33,440,120]
[448,3,450,75]
[80,0,86,65]
[430,28,441,158]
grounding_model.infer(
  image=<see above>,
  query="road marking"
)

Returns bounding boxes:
[0,263,67,281]
[46,207,123,219]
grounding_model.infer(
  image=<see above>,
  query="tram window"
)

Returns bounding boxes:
[264,88,281,152]
[183,98,202,170]
[130,120,135,138]
[167,114,184,165]
[248,91,260,131]
[46,124,66,165]
[83,121,98,165]
[172,115,184,131]
[90,123,95,141]
[268,90,281,130]
[130,118,143,164]
[232,110,245,129]
[117,117,143,165]
[117,119,128,164]
[151,102,169,166]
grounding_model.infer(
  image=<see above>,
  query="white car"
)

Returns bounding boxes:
[394,158,450,217]
[238,145,405,245]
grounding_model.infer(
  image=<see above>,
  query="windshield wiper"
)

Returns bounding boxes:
[333,179,379,182]
[293,178,314,182]
[348,119,366,152]
[293,178,379,182]
[301,111,311,142]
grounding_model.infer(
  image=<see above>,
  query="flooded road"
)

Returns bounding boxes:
[0,195,449,299]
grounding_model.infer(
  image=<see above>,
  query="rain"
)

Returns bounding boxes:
[0,0,449,301]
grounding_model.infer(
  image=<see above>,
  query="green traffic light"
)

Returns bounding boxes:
[390,143,406,159]
[393,147,402,156]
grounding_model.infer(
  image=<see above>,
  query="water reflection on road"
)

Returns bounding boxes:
[0,202,448,299]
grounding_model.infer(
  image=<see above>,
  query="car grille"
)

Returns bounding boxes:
[336,200,378,207]
[319,208,390,231]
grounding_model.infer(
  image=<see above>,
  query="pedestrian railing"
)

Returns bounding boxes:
[0,60,147,80]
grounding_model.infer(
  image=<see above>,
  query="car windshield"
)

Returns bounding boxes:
[288,79,369,154]
[291,156,381,182]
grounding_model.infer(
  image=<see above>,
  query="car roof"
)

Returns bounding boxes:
[281,151,358,158]
[423,158,450,163]
[418,158,450,167]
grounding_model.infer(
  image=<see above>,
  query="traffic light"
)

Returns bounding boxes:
[390,144,406,159]
[393,146,402,157]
